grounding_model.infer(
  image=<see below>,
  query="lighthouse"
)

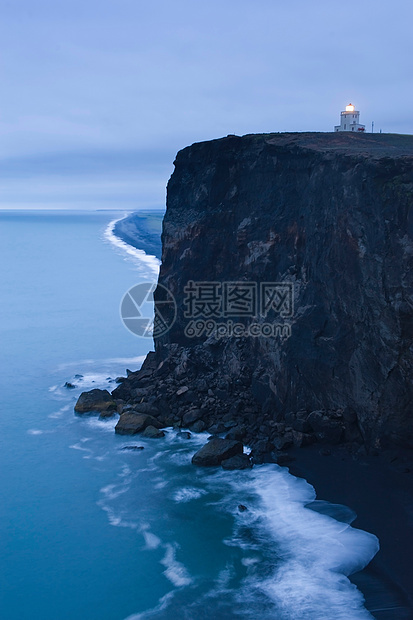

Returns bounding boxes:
[334,103,365,132]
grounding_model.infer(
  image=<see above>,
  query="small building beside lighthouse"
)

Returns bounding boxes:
[334,103,365,132]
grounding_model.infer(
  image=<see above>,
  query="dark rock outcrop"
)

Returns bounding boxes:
[221,454,252,470]
[142,425,165,438]
[99,409,116,419]
[115,413,163,435]
[74,389,117,414]
[192,438,243,466]
[111,351,158,401]
[133,403,160,417]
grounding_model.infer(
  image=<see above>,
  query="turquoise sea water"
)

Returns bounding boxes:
[0,211,379,620]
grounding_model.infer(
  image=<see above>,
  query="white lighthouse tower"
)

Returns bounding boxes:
[334,103,365,132]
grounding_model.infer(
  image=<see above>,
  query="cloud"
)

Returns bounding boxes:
[1,0,411,206]
[0,149,172,209]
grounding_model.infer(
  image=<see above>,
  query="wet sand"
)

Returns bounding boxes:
[288,444,413,619]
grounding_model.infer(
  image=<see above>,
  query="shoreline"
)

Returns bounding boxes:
[107,345,413,620]
[103,206,413,618]
[103,213,161,276]
[288,444,413,619]
[111,209,164,260]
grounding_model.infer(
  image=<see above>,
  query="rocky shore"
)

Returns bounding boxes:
[73,349,413,616]
[105,132,413,462]
[74,348,413,616]
[89,344,372,466]
[75,131,413,615]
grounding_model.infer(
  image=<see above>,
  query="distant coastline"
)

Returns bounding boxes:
[103,211,162,276]
[112,209,164,260]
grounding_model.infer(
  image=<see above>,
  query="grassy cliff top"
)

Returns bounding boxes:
[260,131,413,157]
[184,132,413,159]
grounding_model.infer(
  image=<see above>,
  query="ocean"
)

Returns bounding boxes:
[0,210,379,620]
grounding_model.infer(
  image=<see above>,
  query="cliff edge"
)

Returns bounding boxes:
[149,131,413,452]
[109,132,413,459]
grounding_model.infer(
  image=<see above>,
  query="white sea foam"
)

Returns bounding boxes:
[212,465,379,619]
[160,543,193,587]
[140,524,162,550]
[166,451,194,466]
[104,215,160,276]
[144,531,162,550]
[215,565,236,589]
[100,483,130,501]
[97,465,139,529]
[85,417,118,433]
[97,501,138,530]
[77,372,114,385]
[164,428,211,447]
[69,442,93,454]
[119,464,132,478]
[153,480,168,490]
[196,564,237,604]
[27,429,44,435]
[171,487,208,503]
[241,557,260,567]
[255,468,379,577]
[306,499,357,524]
[123,592,175,620]
[49,373,115,400]
[51,356,147,399]
[68,372,116,390]
[48,403,71,419]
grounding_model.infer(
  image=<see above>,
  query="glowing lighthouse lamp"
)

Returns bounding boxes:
[334,103,365,132]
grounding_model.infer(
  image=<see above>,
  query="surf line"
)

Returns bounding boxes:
[104,214,160,276]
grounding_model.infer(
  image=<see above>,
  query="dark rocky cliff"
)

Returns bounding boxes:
[150,132,413,452]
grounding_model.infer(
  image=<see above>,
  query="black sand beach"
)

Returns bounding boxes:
[289,445,413,619]
[113,210,164,259]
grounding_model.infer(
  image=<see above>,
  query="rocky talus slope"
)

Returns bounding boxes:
[78,132,413,463]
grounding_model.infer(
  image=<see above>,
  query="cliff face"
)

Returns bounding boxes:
[154,132,413,450]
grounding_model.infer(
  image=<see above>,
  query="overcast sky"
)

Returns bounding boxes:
[1,0,412,209]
